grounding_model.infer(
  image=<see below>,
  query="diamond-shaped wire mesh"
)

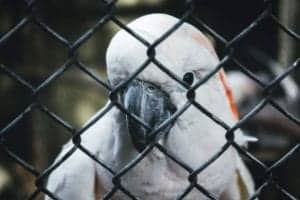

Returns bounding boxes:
[0,0,299,199]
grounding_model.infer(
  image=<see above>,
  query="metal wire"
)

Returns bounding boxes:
[0,0,299,199]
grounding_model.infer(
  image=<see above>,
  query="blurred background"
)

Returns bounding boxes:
[0,0,299,199]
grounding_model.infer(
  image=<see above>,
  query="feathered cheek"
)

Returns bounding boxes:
[108,70,130,87]
[175,112,198,131]
[169,91,186,108]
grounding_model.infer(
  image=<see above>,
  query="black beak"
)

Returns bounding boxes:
[121,80,176,152]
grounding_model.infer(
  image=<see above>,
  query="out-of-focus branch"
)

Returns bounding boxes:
[248,47,299,102]
[244,104,300,139]
[278,0,300,67]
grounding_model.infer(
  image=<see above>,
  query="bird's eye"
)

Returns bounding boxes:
[183,72,194,86]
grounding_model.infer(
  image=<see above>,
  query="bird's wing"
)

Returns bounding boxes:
[235,152,255,199]
[220,152,255,200]
[45,142,101,200]
[218,68,256,199]
[45,104,115,200]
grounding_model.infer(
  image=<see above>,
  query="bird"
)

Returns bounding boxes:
[45,13,256,200]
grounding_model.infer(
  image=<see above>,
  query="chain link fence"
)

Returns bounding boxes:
[0,0,299,199]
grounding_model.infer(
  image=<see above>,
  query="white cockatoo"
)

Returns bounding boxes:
[45,14,256,200]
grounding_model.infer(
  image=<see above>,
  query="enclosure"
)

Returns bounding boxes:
[0,0,299,199]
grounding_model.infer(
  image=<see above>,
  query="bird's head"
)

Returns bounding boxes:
[106,14,223,152]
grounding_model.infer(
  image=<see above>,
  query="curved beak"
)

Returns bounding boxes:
[121,80,176,152]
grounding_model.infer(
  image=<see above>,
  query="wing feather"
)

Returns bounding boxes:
[45,143,102,200]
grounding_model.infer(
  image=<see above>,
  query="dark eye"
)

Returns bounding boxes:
[183,72,194,85]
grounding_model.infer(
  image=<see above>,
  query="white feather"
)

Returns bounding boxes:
[46,14,255,200]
